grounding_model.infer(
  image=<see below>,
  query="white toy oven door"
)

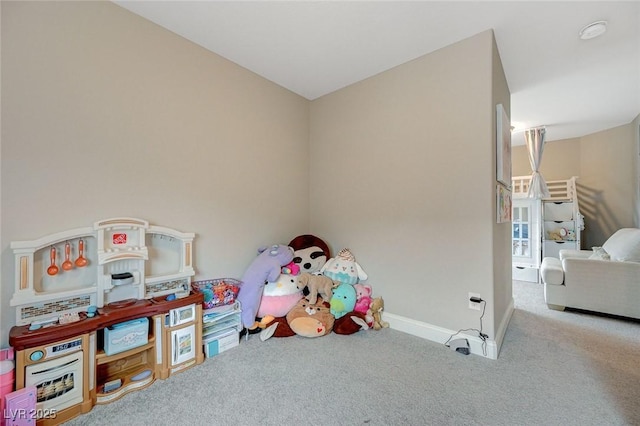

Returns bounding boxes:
[24,350,83,415]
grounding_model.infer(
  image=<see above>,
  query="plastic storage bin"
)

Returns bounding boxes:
[1,360,15,416]
[104,318,149,355]
[204,329,239,358]
[0,348,14,417]
[192,278,242,309]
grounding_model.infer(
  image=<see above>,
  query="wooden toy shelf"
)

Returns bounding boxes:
[9,294,202,351]
[9,293,204,426]
[94,367,155,405]
[95,338,155,364]
[95,335,157,405]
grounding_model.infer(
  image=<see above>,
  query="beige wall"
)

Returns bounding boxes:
[490,33,513,345]
[512,122,638,248]
[512,138,581,181]
[634,114,640,227]
[580,124,637,246]
[309,30,510,352]
[1,2,310,344]
[2,3,514,356]
[3,0,633,357]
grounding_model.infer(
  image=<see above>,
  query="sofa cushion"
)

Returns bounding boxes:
[602,228,640,263]
[589,246,610,261]
[541,257,563,285]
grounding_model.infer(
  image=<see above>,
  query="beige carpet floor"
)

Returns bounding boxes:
[63,280,640,425]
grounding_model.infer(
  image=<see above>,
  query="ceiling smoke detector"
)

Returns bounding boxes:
[579,21,608,40]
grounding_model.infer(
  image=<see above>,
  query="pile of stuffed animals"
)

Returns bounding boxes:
[236,235,389,341]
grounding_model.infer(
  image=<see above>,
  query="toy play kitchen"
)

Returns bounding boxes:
[8,218,205,425]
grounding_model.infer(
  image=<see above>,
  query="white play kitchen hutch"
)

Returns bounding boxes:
[8,218,205,425]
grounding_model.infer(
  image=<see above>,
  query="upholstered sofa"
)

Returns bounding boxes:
[540,228,640,319]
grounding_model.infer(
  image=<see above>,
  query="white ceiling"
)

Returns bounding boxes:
[114,1,640,145]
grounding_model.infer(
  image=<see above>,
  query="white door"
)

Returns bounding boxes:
[512,198,541,268]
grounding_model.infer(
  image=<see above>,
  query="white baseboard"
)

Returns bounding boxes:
[493,296,515,358]
[384,297,515,360]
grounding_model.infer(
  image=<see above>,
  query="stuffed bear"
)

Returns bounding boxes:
[353,284,373,315]
[369,297,389,330]
[285,297,335,338]
[547,230,562,241]
[297,272,338,305]
[289,234,331,275]
[329,282,357,319]
[237,244,294,329]
[321,248,368,285]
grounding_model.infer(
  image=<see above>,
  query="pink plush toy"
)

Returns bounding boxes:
[353,283,373,315]
[281,261,300,276]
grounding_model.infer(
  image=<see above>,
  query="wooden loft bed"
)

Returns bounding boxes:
[512,174,584,235]
[511,175,579,202]
[510,175,584,283]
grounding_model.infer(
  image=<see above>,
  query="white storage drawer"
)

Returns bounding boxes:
[543,202,574,221]
[512,265,539,282]
[543,240,578,259]
[543,221,576,240]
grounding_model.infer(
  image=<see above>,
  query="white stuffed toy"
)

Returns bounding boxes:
[321,248,368,285]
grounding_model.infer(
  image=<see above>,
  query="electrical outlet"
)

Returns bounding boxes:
[468,292,481,310]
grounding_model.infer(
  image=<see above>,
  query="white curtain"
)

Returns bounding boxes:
[524,127,550,199]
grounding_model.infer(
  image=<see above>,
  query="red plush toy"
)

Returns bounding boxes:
[333,311,370,334]
[261,316,296,339]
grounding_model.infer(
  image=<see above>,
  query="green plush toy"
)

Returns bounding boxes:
[329,282,357,319]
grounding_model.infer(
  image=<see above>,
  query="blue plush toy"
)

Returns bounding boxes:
[330,282,357,319]
[237,244,294,329]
